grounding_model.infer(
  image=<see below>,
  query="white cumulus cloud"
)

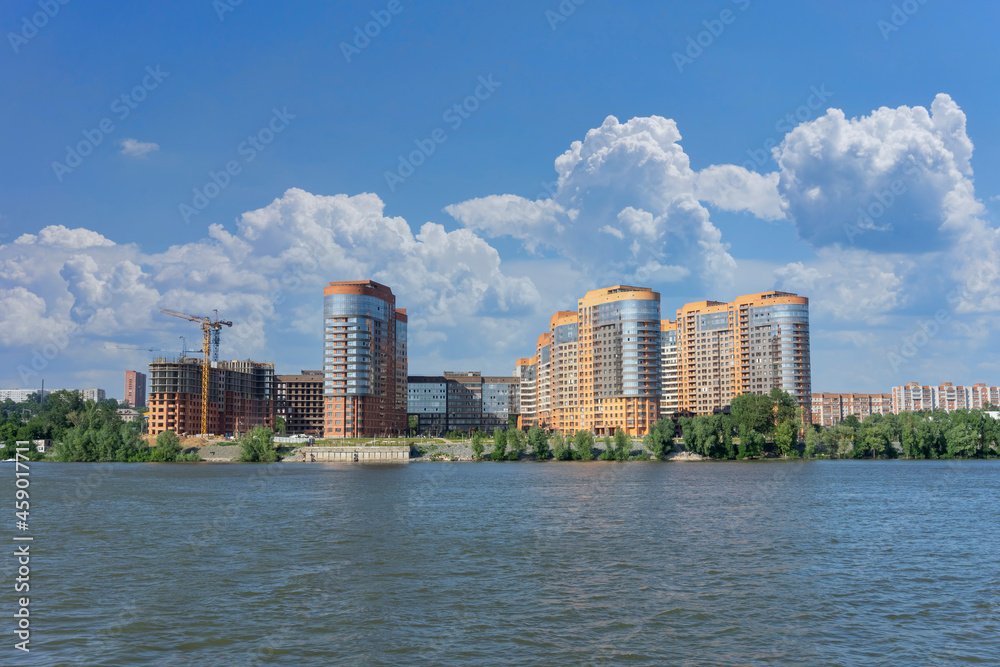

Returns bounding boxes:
[119,138,160,157]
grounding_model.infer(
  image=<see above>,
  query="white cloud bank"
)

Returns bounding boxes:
[2,94,998,391]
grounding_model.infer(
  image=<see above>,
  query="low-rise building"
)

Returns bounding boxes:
[117,408,142,423]
[406,371,519,434]
[811,393,892,427]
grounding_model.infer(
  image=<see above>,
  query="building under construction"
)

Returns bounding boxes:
[147,357,274,437]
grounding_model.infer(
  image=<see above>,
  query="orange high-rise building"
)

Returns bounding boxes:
[660,320,678,418]
[514,356,537,428]
[548,311,580,434]
[323,280,407,438]
[676,291,810,416]
[535,332,552,430]
[577,286,661,436]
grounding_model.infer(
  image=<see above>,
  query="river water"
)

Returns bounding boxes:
[4,460,998,666]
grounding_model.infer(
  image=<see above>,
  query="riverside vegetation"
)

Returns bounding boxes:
[5,389,999,463]
[437,388,1000,461]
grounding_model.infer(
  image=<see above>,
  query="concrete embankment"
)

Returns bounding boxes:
[292,446,410,462]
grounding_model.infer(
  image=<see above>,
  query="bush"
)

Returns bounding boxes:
[238,426,278,463]
[150,430,182,462]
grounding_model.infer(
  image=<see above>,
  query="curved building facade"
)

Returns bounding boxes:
[323,280,407,438]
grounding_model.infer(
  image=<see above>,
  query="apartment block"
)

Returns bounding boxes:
[0,389,47,403]
[660,319,679,418]
[275,370,324,435]
[516,285,662,436]
[147,358,274,436]
[124,370,147,408]
[810,393,893,428]
[549,311,580,434]
[514,357,537,429]
[891,382,1000,413]
[676,291,810,416]
[536,333,552,429]
[323,280,407,438]
[406,372,519,434]
[80,388,106,402]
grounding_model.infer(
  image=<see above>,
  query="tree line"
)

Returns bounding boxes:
[0,390,201,462]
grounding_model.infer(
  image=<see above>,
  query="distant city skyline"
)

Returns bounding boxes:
[3,2,999,399]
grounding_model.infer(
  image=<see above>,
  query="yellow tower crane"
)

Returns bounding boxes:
[159,310,233,436]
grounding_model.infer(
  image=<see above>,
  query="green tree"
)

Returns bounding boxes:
[507,428,525,460]
[507,415,518,431]
[613,428,631,461]
[853,416,893,459]
[275,416,287,434]
[841,414,861,430]
[238,426,278,463]
[574,430,594,461]
[769,387,799,426]
[731,393,775,435]
[151,430,182,462]
[824,423,855,458]
[528,426,550,460]
[407,415,418,436]
[491,429,507,461]
[471,430,485,460]
[644,418,674,459]
[774,419,800,458]
[737,425,764,459]
[803,426,821,458]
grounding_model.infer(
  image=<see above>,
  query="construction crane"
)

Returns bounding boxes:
[109,344,173,353]
[159,309,233,435]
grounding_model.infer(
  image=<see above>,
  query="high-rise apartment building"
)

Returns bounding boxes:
[516,287,811,433]
[549,311,580,434]
[513,357,537,428]
[577,286,661,436]
[275,370,324,435]
[660,319,679,418]
[124,370,147,408]
[147,358,274,436]
[519,285,661,436]
[675,291,810,416]
[535,333,552,429]
[323,280,407,438]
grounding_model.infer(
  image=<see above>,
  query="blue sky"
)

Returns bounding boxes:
[2,0,1000,399]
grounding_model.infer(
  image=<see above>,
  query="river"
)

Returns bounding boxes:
[4,460,998,665]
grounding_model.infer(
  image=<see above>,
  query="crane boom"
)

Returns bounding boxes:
[159,309,233,435]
